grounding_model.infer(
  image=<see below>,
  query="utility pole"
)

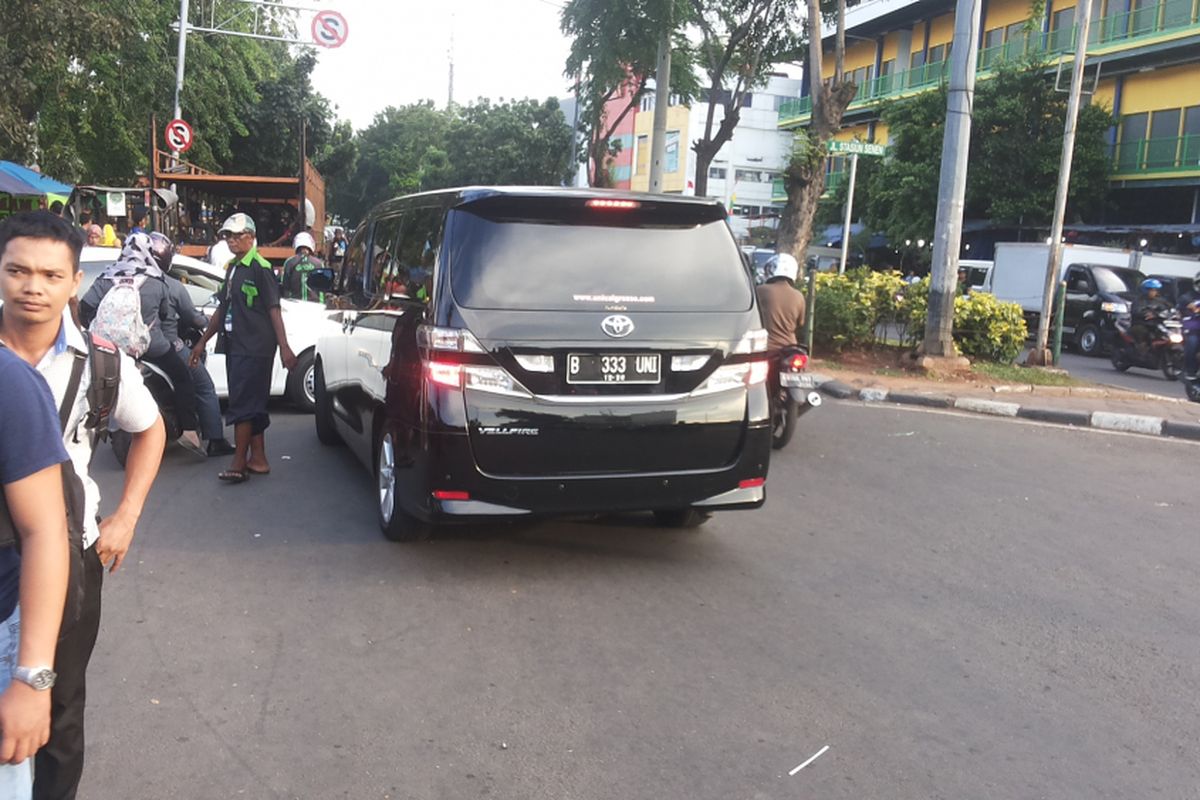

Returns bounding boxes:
[648,22,672,193]
[173,0,190,125]
[923,0,982,358]
[1030,0,1095,365]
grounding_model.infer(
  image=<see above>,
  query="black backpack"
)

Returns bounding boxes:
[0,335,120,629]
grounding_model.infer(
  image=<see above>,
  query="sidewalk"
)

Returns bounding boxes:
[808,359,1200,441]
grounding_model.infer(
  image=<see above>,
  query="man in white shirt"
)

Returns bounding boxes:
[0,211,166,800]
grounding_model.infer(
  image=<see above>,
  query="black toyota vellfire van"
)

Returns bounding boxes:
[309,187,773,541]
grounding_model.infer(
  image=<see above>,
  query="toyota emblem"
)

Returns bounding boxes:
[601,314,635,338]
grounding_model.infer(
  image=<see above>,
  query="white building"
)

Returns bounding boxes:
[684,72,803,242]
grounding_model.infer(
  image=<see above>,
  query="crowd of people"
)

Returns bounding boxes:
[0,208,298,799]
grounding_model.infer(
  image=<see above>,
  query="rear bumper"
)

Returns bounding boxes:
[413,425,772,522]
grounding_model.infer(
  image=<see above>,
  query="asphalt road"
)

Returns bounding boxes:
[81,404,1199,799]
[1057,351,1189,398]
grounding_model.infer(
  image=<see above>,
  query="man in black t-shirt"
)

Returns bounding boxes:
[189,213,297,482]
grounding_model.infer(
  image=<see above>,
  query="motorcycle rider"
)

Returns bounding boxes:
[1179,271,1200,382]
[280,232,325,302]
[148,233,236,457]
[1129,278,1171,351]
[755,253,807,351]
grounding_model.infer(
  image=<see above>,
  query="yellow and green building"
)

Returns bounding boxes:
[776,0,1200,231]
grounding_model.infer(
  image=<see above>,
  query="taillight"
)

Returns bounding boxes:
[738,477,766,489]
[427,362,462,388]
[587,198,640,210]
[433,490,470,501]
[787,353,808,371]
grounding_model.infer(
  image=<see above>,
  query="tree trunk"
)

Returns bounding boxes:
[777,0,855,262]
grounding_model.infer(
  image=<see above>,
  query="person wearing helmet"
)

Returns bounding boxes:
[755,252,807,351]
[151,233,236,457]
[1131,278,1170,351]
[80,232,206,457]
[280,231,325,302]
[1178,272,1200,382]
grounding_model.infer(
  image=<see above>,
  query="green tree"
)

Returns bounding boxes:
[561,0,697,187]
[0,0,337,185]
[443,98,576,187]
[968,61,1112,224]
[865,62,1113,244]
[689,0,802,198]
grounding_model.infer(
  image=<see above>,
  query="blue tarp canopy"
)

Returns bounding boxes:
[0,161,73,196]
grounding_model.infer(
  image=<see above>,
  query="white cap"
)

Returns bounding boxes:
[218,212,256,235]
[293,232,316,253]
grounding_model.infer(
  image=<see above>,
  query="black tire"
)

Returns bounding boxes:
[287,350,317,413]
[1110,347,1130,372]
[110,429,132,469]
[376,429,431,542]
[1075,323,1101,356]
[771,394,798,451]
[652,509,712,528]
[1162,351,1183,382]
[313,362,342,446]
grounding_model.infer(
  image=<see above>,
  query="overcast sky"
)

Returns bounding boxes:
[310,0,575,131]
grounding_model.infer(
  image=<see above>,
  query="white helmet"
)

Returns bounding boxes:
[293,232,316,253]
[767,253,799,282]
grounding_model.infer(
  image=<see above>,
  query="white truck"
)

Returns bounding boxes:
[983,242,1177,355]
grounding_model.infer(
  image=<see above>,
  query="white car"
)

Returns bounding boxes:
[78,246,339,412]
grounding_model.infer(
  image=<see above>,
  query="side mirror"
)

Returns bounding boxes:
[306,268,336,292]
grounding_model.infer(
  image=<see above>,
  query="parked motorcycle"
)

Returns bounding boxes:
[771,345,822,450]
[1109,309,1185,380]
[110,362,182,468]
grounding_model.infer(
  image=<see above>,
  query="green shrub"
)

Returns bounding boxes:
[809,268,908,351]
[952,291,1028,362]
[899,278,1027,362]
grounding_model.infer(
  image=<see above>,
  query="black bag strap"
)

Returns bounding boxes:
[83,334,121,446]
[60,349,87,434]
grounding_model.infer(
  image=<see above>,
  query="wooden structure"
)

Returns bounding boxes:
[150,120,325,265]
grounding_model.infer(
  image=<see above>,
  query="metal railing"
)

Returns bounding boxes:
[1111,134,1200,175]
[779,1,1200,127]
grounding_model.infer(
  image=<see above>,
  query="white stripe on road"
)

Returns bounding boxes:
[789,745,829,776]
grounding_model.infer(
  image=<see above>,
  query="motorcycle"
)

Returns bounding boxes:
[1109,308,1185,381]
[109,361,182,468]
[770,345,822,450]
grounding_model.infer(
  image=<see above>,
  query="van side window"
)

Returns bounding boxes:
[393,206,444,304]
[339,225,370,306]
[368,215,405,300]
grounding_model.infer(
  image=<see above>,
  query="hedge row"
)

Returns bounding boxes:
[808,269,1027,363]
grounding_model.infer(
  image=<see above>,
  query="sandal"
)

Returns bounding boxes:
[245,466,271,475]
[218,469,250,483]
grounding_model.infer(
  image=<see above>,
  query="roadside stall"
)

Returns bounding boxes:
[0,161,73,219]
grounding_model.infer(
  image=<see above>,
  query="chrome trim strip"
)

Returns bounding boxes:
[693,485,765,507]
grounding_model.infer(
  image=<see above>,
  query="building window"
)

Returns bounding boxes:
[635,134,650,175]
[741,92,754,108]
[910,49,926,70]
[927,43,947,64]
[709,167,727,180]
[665,130,680,173]
[983,27,1005,49]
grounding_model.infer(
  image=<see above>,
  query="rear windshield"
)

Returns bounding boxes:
[1091,266,1141,295]
[447,209,753,312]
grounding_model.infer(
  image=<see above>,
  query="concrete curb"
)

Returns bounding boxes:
[815,377,1198,442]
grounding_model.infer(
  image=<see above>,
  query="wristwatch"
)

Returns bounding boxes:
[12,666,56,691]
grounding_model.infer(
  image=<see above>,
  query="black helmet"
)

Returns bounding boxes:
[148,231,175,273]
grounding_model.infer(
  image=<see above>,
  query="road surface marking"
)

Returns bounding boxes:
[789,745,829,776]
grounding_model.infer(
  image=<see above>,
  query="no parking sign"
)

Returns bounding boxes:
[311,10,349,48]
[165,118,194,153]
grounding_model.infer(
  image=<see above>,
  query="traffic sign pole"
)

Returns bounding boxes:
[173,0,190,152]
[838,153,859,275]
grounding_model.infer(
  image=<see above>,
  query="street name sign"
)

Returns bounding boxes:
[828,140,886,156]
